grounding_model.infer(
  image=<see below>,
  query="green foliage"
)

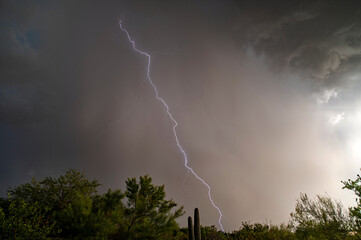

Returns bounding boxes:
[3,170,184,239]
[290,193,352,240]
[202,225,228,240]
[0,197,56,239]
[57,191,117,239]
[3,168,361,240]
[120,175,184,239]
[93,189,125,214]
[230,222,296,240]
[8,169,104,238]
[8,169,100,212]
[342,171,361,238]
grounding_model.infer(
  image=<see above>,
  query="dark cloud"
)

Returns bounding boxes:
[230,1,361,89]
[0,1,50,123]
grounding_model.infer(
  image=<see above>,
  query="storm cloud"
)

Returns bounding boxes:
[1,0,361,230]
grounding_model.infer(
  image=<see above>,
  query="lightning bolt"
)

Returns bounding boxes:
[119,20,224,231]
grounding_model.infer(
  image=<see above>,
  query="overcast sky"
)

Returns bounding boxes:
[1,0,361,231]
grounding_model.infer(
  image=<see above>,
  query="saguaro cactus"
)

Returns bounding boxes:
[188,216,195,240]
[188,208,201,240]
[194,208,201,240]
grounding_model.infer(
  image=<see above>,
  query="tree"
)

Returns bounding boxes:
[290,193,352,240]
[8,169,100,212]
[92,189,126,239]
[57,191,118,240]
[120,175,184,240]
[4,170,184,239]
[201,225,228,240]
[342,170,361,238]
[230,222,296,240]
[0,197,56,239]
[7,169,103,238]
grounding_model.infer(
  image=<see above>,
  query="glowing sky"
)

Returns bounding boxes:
[1,0,361,231]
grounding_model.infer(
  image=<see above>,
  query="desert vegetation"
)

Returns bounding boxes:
[1,169,361,239]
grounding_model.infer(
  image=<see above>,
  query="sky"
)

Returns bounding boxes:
[1,0,361,231]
